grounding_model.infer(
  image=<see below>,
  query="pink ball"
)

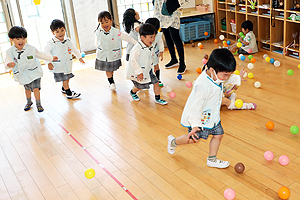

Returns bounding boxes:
[202,59,207,64]
[247,49,252,54]
[279,155,289,166]
[169,92,176,99]
[224,188,236,200]
[186,81,192,88]
[264,151,274,161]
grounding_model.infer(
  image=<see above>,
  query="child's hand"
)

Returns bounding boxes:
[240,67,247,81]
[48,63,54,70]
[79,58,85,65]
[7,62,15,68]
[154,64,159,73]
[187,127,201,142]
[159,52,163,61]
[137,73,143,81]
[52,56,58,61]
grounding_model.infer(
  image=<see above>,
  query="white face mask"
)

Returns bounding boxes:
[212,69,225,85]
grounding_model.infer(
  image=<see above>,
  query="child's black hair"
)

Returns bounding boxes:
[8,26,27,39]
[50,19,65,32]
[145,18,160,31]
[241,20,253,31]
[139,23,157,37]
[95,11,115,31]
[122,8,141,34]
[206,48,236,73]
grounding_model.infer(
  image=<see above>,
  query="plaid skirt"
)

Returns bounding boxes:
[24,78,41,92]
[54,73,74,82]
[131,69,158,89]
[95,59,122,72]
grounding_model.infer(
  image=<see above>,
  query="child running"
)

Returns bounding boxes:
[95,11,137,91]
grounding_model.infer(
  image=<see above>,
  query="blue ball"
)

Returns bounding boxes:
[177,74,182,80]
[227,40,231,45]
[240,55,245,61]
[81,52,85,57]
[270,58,275,64]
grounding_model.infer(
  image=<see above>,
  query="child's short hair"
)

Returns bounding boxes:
[139,23,157,37]
[145,18,160,31]
[241,20,253,31]
[98,11,112,22]
[8,26,27,39]
[207,49,236,73]
[50,19,65,31]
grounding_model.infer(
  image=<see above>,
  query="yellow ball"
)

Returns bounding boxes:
[234,70,240,75]
[248,72,254,79]
[265,57,270,62]
[298,64,300,69]
[84,168,95,179]
[235,99,243,108]
[237,42,242,48]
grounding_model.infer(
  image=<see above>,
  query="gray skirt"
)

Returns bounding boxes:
[24,78,41,92]
[54,73,74,82]
[131,69,159,89]
[95,59,122,72]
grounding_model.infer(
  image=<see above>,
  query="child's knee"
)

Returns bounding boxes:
[213,134,223,140]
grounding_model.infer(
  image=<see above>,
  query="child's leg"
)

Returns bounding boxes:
[106,71,116,90]
[24,89,33,111]
[63,79,70,90]
[33,88,44,112]
[153,83,168,105]
[131,86,140,93]
[167,133,200,154]
[208,134,223,157]
[130,86,140,101]
[227,93,257,110]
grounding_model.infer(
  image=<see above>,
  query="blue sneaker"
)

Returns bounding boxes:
[130,91,140,101]
[155,99,168,105]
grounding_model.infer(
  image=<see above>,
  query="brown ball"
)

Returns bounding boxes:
[204,54,209,60]
[234,163,245,173]
[191,43,195,47]
[190,40,193,43]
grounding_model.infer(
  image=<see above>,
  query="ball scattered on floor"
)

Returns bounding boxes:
[265,57,270,62]
[202,59,207,64]
[169,91,176,99]
[224,188,236,200]
[279,155,289,166]
[227,40,231,45]
[298,64,300,69]
[240,55,245,61]
[81,52,85,57]
[186,81,192,88]
[270,58,275,64]
[166,86,172,92]
[266,121,274,130]
[290,125,299,134]
[196,67,202,74]
[250,57,256,63]
[287,69,294,76]
[235,99,243,108]
[234,163,245,173]
[199,44,203,49]
[177,74,182,80]
[234,70,240,75]
[247,49,252,54]
[214,39,218,43]
[237,42,242,48]
[248,72,253,79]
[264,151,274,161]
[274,60,281,67]
[204,31,208,36]
[247,63,254,69]
[278,186,290,200]
[263,54,268,59]
[219,35,225,40]
[254,81,261,88]
[248,55,253,60]
[85,168,95,179]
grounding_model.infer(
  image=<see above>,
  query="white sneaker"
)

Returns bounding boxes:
[167,135,176,154]
[109,83,116,91]
[66,91,81,99]
[207,158,230,168]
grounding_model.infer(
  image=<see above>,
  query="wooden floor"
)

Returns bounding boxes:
[0,39,300,200]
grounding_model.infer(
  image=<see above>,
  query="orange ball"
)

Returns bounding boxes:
[251,57,256,63]
[199,44,203,49]
[266,121,274,130]
[196,67,202,73]
[224,43,228,47]
[214,39,218,43]
[204,32,208,36]
[278,186,290,200]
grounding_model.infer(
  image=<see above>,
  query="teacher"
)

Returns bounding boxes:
[153,0,188,74]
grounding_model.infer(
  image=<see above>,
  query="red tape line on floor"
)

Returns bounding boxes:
[58,123,138,200]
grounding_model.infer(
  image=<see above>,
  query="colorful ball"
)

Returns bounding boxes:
[266,121,274,130]
[219,35,225,40]
[234,70,240,75]
[214,39,218,43]
[287,69,294,76]
[169,91,176,99]
[204,31,208,36]
[166,86,172,92]
[227,40,231,45]
[274,61,281,67]
[270,58,275,64]
[235,99,243,108]
[247,63,254,69]
[290,125,299,134]
[198,42,202,46]
[278,186,290,200]
[186,81,192,88]
[264,151,274,161]
[239,32,244,37]
[81,52,86,57]
[279,155,289,166]
[85,168,95,179]
[238,39,241,43]
[199,44,203,49]
[202,59,207,64]
[224,43,228,47]
[196,67,202,74]
[247,49,252,54]
[224,188,236,200]
[239,54,244,59]
[263,54,268,59]
[265,57,270,62]
[248,55,253,60]
[250,57,256,63]
[254,81,261,88]
[234,163,245,173]
[237,42,242,48]
[298,64,300,69]
[240,55,245,61]
[248,72,253,79]
[177,74,182,80]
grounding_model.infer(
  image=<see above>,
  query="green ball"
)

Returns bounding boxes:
[290,125,299,134]
[233,51,238,55]
[287,69,294,76]
[248,55,253,60]
[238,39,241,42]
[239,32,244,37]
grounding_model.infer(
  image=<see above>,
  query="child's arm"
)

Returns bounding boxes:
[44,42,55,70]
[158,37,164,61]
[71,42,85,64]
[130,46,144,80]
[118,31,137,45]
[35,50,58,62]
[4,54,15,69]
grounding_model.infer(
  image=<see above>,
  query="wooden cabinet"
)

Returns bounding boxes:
[215,0,300,60]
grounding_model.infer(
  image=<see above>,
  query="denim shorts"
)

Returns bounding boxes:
[188,122,224,140]
[131,69,158,89]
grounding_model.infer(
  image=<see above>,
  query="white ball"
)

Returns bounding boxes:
[243,72,248,78]
[219,46,222,49]
[263,54,268,59]
[247,63,254,69]
[219,35,225,40]
[274,60,281,67]
[254,81,261,88]
[198,42,202,46]
[239,54,244,59]
[166,86,172,93]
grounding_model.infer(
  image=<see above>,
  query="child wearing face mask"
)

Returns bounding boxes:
[95,11,137,91]
[167,48,237,169]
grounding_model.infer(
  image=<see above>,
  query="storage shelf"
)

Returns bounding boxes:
[286,19,300,24]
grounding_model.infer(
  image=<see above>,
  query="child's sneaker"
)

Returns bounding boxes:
[24,102,33,111]
[155,99,168,105]
[109,83,116,91]
[130,91,140,101]
[207,158,230,168]
[66,91,81,99]
[61,89,66,94]
[37,105,44,113]
[167,135,176,154]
